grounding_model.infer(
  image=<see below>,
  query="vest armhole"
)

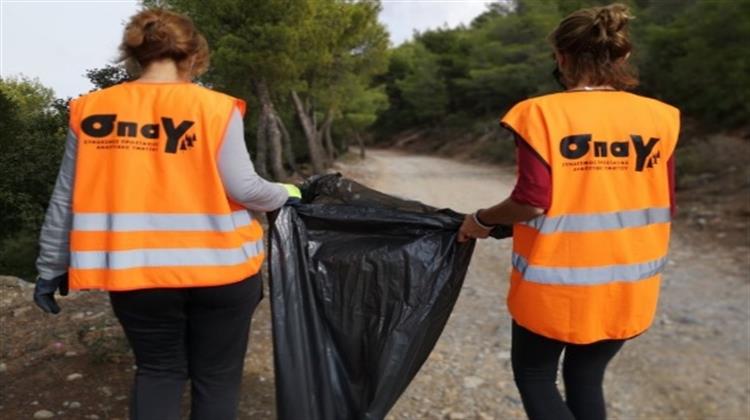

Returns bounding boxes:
[68,98,82,137]
[68,122,81,138]
[501,99,552,164]
[667,107,681,160]
[645,100,680,161]
[235,99,247,117]
[215,105,243,158]
[501,122,551,169]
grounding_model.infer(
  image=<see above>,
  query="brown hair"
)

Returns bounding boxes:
[549,3,638,90]
[119,8,209,78]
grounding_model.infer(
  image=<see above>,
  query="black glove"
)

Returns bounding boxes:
[33,273,69,314]
[285,196,301,207]
[267,197,302,227]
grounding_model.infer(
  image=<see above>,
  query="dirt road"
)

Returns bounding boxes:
[342,150,750,420]
[1,149,748,419]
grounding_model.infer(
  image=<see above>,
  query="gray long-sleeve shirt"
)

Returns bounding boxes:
[35,107,287,279]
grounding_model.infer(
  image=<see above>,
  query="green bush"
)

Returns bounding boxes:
[375,0,749,135]
[0,78,67,277]
[0,231,40,279]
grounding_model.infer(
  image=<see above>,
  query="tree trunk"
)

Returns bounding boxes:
[307,96,316,133]
[253,99,268,178]
[342,136,350,154]
[322,111,335,162]
[291,89,326,174]
[254,79,286,180]
[275,114,297,173]
[267,112,286,180]
[356,132,366,159]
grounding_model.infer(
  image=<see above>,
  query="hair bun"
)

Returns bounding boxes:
[125,12,176,50]
[123,16,161,49]
[119,8,210,78]
[123,23,145,48]
[548,2,638,90]
[594,4,632,36]
[145,19,172,43]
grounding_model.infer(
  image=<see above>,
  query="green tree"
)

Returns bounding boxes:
[85,64,131,90]
[454,0,560,115]
[0,76,55,125]
[147,0,388,175]
[290,0,388,170]
[637,0,750,127]
[394,43,449,123]
[338,82,388,158]
[0,78,68,277]
[160,0,311,179]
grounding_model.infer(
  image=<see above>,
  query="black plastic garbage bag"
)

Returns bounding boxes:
[269,174,510,420]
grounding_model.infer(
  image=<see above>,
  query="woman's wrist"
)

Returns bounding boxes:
[472,209,495,230]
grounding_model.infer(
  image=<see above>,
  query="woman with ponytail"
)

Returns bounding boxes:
[459,4,680,419]
[33,8,297,420]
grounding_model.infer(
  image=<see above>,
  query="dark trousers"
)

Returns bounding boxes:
[511,321,625,420]
[109,276,263,420]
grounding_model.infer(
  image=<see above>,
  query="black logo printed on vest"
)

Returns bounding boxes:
[559,134,660,172]
[80,114,196,154]
[630,135,660,171]
[162,118,195,154]
[81,114,160,139]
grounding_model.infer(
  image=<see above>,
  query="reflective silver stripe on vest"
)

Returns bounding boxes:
[523,207,671,234]
[72,210,252,232]
[70,240,264,270]
[512,253,666,286]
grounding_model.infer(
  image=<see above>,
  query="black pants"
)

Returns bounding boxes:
[511,321,625,420]
[109,276,263,420]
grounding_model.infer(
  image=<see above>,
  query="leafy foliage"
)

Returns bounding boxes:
[374,0,750,134]
[163,0,311,95]
[636,0,750,127]
[85,65,131,90]
[0,79,68,277]
[0,76,56,125]
[0,66,124,277]
[2,0,746,277]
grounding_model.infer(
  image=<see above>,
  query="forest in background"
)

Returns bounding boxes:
[1,0,748,277]
[373,0,748,163]
[377,0,749,133]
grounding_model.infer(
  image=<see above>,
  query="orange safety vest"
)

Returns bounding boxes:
[501,91,680,344]
[67,82,264,291]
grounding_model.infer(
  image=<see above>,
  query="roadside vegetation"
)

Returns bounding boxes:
[1,0,748,277]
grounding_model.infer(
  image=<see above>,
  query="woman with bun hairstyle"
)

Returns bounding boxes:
[33,8,298,420]
[458,4,679,419]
